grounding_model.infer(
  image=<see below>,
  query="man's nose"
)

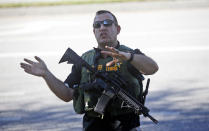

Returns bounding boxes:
[99,24,106,30]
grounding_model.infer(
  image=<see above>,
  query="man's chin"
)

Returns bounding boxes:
[99,41,111,47]
[98,40,106,44]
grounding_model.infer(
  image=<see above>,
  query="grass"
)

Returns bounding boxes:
[0,0,154,8]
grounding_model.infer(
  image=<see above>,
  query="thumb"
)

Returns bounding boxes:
[34,56,43,63]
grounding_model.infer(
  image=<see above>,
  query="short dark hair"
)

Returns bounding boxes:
[95,10,118,25]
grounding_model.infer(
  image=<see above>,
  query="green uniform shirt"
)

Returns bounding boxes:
[72,44,143,117]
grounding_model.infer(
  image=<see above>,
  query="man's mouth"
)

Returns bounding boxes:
[100,32,107,38]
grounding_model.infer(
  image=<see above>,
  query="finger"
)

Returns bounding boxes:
[21,66,31,72]
[20,63,31,70]
[35,56,43,63]
[101,51,120,57]
[113,57,120,63]
[106,59,119,67]
[106,61,115,67]
[24,58,35,65]
[105,46,119,54]
[101,51,112,56]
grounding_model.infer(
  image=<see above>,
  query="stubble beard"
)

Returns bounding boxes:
[96,35,117,49]
[98,40,112,50]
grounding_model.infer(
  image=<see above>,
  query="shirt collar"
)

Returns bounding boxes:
[115,41,120,49]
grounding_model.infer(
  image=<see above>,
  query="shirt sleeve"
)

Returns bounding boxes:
[64,64,81,88]
[133,49,145,55]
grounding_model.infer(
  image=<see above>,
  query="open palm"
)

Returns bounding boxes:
[20,56,48,77]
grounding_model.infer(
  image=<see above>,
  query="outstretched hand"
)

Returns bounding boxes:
[20,56,48,77]
[101,46,130,66]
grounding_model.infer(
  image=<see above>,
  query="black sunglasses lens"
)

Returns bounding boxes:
[103,20,113,27]
[93,20,114,28]
[93,22,101,28]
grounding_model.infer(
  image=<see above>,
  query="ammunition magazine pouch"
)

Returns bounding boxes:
[94,90,115,115]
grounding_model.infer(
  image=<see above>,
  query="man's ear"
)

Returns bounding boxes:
[117,25,121,35]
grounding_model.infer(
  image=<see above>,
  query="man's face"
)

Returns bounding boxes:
[93,13,120,47]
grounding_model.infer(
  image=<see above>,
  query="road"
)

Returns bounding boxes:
[0,1,209,131]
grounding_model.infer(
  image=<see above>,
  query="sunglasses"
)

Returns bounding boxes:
[93,19,114,29]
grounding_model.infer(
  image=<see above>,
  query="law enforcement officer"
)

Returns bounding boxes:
[20,10,158,131]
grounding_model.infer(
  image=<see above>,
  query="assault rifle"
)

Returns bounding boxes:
[59,48,158,124]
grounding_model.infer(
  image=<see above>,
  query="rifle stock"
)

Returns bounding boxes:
[59,48,96,73]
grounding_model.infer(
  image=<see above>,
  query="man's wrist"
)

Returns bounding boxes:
[127,52,134,62]
[43,69,50,79]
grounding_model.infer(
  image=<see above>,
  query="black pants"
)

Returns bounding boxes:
[83,113,140,131]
